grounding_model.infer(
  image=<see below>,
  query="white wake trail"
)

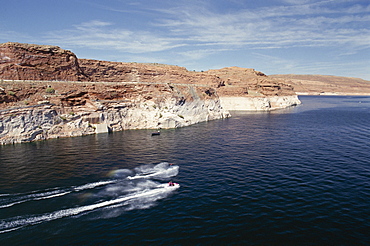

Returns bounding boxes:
[0,184,179,233]
[0,189,70,209]
[128,163,179,180]
[0,162,180,233]
[0,180,117,209]
[73,180,117,191]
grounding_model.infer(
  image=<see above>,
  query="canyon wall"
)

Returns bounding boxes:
[206,66,301,111]
[270,74,370,95]
[0,42,87,81]
[0,81,229,144]
[0,42,300,144]
[219,95,301,111]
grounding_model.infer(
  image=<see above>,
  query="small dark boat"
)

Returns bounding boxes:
[151,131,160,136]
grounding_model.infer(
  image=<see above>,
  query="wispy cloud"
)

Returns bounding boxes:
[38,0,370,58]
[44,20,184,53]
[0,29,32,43]
[253,51,370,79]
[6,0,367,78]
[152,0,370,52]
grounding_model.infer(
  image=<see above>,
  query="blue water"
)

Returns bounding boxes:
[0,96,370,245]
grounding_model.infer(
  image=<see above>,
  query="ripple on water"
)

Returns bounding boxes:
[1,96,370,245]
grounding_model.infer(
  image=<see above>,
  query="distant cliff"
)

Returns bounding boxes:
[0,42,300,144]
[205,66,300,110]
[270,74,370,95]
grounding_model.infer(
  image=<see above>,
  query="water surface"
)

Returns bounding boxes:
[1,96,369,245]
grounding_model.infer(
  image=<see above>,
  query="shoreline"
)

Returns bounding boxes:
[296,92,370,96]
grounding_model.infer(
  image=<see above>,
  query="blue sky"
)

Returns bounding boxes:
[1,0,370,79]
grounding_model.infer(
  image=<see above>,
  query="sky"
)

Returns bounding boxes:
[1,0,370,79]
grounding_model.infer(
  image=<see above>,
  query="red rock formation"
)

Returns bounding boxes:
[206,66,295,96]
[0,42,302,144]
[0,42,296,103]
[0,42,87,81]
[78,59,222,86]
[270,74,370,95]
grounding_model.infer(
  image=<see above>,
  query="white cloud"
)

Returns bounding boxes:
[44,20,185,54]
[37,0,369,58]
[0,29,33,43]
[253,51,370,79]
[8,0,366,78]
[178,47,233,61]
[281,0,313,4]
[151,0,370,52]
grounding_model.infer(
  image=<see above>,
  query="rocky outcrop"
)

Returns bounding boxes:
[205,67,301,110]
[0,80,229,144]
[270,74,370,95]
[0,42,301,144]
[0,42,88,81]
[78,59,222,86]
[0,105,98,144]
[206,66,296,97]
[0,98,228,145]
[1,43,297,96]
[219,95,301,111]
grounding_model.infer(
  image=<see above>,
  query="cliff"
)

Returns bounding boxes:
[0,42,87,81]
[0,42,300,144]
[1,42,298,96]
[78,59,222,86]
[205,66,301,111]
[0,80,229,144]
[206,66,296,97]
[270,74,370,95]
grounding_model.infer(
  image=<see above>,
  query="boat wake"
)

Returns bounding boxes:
[0,180,117,209]
[127,162,179,180]
[0,162,179,234]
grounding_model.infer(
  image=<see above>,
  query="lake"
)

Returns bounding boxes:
[1,96,370,245]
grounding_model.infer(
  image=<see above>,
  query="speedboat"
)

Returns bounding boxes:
[167,182,179,187]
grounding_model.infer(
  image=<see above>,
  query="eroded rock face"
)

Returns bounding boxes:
[0,42,300,144]
[0,42,296,97]
[219,95,301,111]
[270,74,370,95]
[78,59,223,86]
[78,61,297,97]
[0,42,88,81]
[206,66,296,97]
[0,80,230,144]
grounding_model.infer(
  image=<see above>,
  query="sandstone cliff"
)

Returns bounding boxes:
[270,74,370,95]
[1,42,297,96]
[206,66,296,97]
[205,66,301,111]
[78,59,222,86]
[0,42,87,81]
[0,42,300,144]
[0,80,229,144]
